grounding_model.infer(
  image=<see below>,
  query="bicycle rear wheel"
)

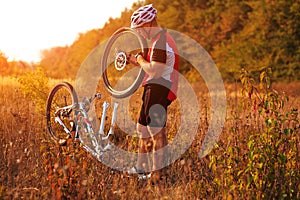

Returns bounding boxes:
[46,82,78,143]
[102,27,147,98]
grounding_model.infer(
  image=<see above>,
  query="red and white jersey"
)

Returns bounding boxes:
[142,29,179,102]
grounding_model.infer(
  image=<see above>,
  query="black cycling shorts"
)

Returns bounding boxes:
[138,83,171,127]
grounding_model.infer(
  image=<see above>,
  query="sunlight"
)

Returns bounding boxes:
[0,0,137,63]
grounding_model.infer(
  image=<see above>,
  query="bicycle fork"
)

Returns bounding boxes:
[76,100,119,161]
[99,102,119,138]
[97,101,119,150]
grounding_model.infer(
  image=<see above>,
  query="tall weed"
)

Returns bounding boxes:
[209,67,299,199]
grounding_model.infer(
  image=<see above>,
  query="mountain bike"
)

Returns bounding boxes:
[46,81,119,160]
[46,27,147,160]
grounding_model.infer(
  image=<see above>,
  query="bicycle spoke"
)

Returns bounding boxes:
[102,27,146,98]
[46,82,78,142]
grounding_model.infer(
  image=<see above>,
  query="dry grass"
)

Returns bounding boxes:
[0,75,299,199]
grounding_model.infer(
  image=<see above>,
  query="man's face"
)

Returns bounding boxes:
[136,23,152,39]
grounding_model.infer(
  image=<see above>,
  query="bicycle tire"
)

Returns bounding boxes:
[102,27,147,98]
[46,82,78,142]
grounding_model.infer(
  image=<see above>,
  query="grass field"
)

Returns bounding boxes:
[0,73,299,199]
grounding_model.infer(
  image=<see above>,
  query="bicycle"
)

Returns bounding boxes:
[46,81,119,160]
[46,27,147,160]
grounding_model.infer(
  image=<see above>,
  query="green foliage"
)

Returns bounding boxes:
[214,1,300,81]
[240,67,299,198]
[209,67,299,199]
[18,67,50,114]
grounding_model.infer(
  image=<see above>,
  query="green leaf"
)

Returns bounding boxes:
[260,71,266,82]
[279,154,287,163]
[265,118,272,125]
[284,128,291,135]
[247,140,255,149]
[275,139,282,148]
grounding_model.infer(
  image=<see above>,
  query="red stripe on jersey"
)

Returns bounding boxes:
[166,33,179,102]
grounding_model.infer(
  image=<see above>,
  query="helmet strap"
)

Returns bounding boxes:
[145,21,153,39]
[147,27,152,39]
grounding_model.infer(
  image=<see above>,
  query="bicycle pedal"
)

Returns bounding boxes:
[95,93,102,99]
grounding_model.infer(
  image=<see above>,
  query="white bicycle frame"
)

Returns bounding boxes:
[55,93,119,161]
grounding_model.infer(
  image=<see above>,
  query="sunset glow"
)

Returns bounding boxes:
[0,0,137,63]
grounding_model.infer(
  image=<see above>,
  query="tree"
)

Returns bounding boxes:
[213,1,300,81]
[37,0,300,81]
[0,52,9,75]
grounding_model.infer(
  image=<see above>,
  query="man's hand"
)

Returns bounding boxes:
[126,52,140,66]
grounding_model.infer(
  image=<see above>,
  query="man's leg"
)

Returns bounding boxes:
[147,126,168,172]
[136,123,152,172]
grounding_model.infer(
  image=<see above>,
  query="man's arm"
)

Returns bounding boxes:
[136,55,166,79]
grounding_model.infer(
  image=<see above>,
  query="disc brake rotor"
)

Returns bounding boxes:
[114,51,127,71]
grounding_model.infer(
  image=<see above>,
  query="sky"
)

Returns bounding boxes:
[0,0,138,63]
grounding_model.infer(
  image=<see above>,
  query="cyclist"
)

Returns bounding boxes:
[127,4,179,182]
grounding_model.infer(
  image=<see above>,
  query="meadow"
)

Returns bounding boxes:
[0,68,299,199]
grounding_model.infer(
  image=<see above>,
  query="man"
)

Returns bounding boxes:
[127,4,179,180]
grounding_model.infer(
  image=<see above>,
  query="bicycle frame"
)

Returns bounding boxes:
[54,93,119,161]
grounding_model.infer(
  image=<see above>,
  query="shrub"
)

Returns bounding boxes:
[209,67,299,199]
[18,67,50,114]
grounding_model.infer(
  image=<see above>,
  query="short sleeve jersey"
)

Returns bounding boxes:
[142,29,179,102]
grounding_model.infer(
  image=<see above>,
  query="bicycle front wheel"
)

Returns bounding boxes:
[46,82,78,143]
[101,27,147,98]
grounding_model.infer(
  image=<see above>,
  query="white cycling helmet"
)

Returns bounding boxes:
[131,4,157,28]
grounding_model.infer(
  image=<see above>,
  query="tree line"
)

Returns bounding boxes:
[1,0,299,82]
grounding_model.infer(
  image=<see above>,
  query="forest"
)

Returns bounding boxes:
[1,0,299,82]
